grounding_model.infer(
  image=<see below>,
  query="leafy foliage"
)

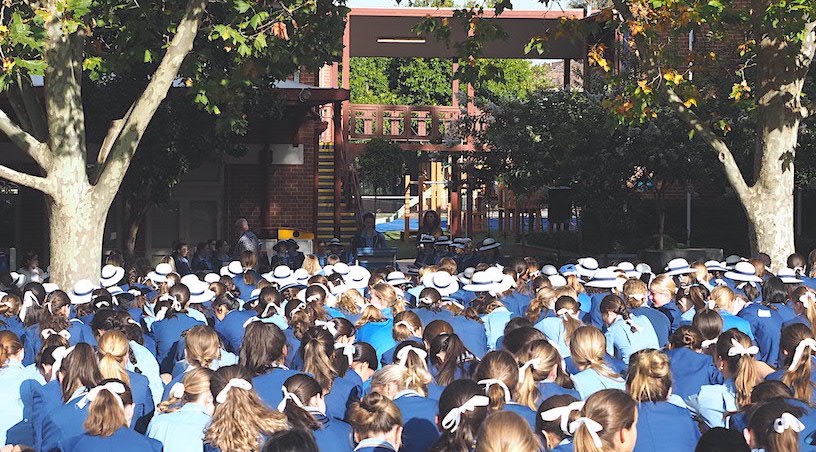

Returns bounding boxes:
[356,138,406,196]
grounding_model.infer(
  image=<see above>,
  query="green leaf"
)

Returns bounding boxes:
[234,0,252,13]
[143,49,153,63]
[237,43,251,57]
[15,58,46,75]
[253,33,267,51]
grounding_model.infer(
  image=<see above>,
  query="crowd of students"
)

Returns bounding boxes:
[0,240,816,452]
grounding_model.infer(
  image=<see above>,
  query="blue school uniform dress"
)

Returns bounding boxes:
[232,273,259,302]
[482,307,512,351]
[766,356,816,405]
[0,358,44,446]
[633,401,701,452]
[685,378,738,428]
[127,341,163,407]
[604,315,659,364]
[252,366,304,410]
[392,389,440,452]
[587,292,611,329]
[214,309,258,354]
[22,321,97,366]
[572,367,626,400]
[325,375,362,421]
[0,314,25,339]
[630,306,671,348]
[537,381,581,401]
[737,303,783,366]
[564,354,626,376]
[147,402,211,452]
[151,313,205,372]
[356,319,396,364]
[576,292,592,313]
[307,408,355,452]
[719,310,755,341]
[770,302,797,322]
[536,316,577,358]
[59,426,163,452]
[502,292,533,318]
[551,439,575,452]
[666,347,722,399]
[448,288,476,307]
[40,390,90,451]
[353,438,398,452]
[656,301,682,335]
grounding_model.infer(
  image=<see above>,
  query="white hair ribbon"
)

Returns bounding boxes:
[701,338,718,350]
[705,299,717,310]
[41,328,71,341]
[154,307,170,322]
[440,395,490,433]
[773,412,805,434]
[243,316,261,328]
[736,281,757,290]
[315,320,338,337]
[77,381,126,409]
[540,401,585,435]
[556,308,580,320]
[19,291,37,322]
[569,417,604,448]
[441,299,465,310]
[418,297,434,306]
[789,338,816,371]
[396,346,428,367]
[799,292,816,307]
[170,382,186,399]
[127,318,140,326]
[157,294,182,312]
[395,320,418,337]
[128,289,142,297]
[277,386,305,411]
[334,342,355,363]
[728,338,759,357]
[477,379,511,403]
[290,301,307,315]
[45,302,53,315]
[518,358,543,383]
[50,345,75,380]
[215,378,252,404]
[629,293,646,301]
[94,300,111,309]
[306,294,321,302]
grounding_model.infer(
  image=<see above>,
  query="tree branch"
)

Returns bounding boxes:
[95,0,207,190]
[0,107,52,169]
[0,164,52,193]
[16,72,49,142]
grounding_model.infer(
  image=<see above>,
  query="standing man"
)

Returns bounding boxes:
[233,218,261,264]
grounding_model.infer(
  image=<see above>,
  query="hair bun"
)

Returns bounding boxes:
[646,353,670,378]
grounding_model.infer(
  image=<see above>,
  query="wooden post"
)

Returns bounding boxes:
[418,171,425,234]
[450,160,461,238]
[332,102,343,238]
[404,175,411,242]
[563,58,571,90]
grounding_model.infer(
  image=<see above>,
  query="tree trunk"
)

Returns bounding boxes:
[744,184,794,272]
[124,214,141,263]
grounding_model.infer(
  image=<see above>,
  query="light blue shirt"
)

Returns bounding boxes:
[187,308,208,324]
[0,359,44,445]
[605,315,660,364]
[685,379,737,428]
[127,341,163,407]
[481,307,512,351]
[572,367,625,400]
[147,403,211,452]
[536,316,574,358]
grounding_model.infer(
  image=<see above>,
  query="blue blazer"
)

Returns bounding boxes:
[22,321,97,366]
[586,292,612,329]
[311,410,354,452]
[502,402,537,429]
[214,309,257,354]
[59,426,162,452]
[501,292,533,318]
[0,314,25,340]
[719,311,755,342]
[380,336,423,367]
[252,368,305,410]
[633,401,700,452]
[783,314,811,329]
[666,347,722,399]
[0,359,44,446]
[657,302,682,335]
[41,394,89,451]
[572,368,626,400]
[605,315,660,364]
[447,316,488,359]
[31,379,63,450]
[393,390,440,452]
[127,370,155,433]
[150,313,205,372]
[737,303,783,367]
[325,375,362,421]
[630,306,670,348]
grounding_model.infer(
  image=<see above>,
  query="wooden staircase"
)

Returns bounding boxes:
[316,142,360,245]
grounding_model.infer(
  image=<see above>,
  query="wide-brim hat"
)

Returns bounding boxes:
[541,265,558,276]
[347,266,371,289]
[724,261,762,283]
[9,272,21,287]
[386,271,412,287]
[548,275,568,287]
[293,269,311,284]
[479,238,502,251]
[664,258,695,276]
[705,260,728,273]
[204,273,221,284]
[329,238,342,246]
[220,265,237,278]
[286,239,300,250]
[280,282,307,292]
[421,271,460,296]
[333,263,351,277]
[180,274,201,288]
[100,265,125,288]
[777,267,803,284]
[419,234,435,244]
[227,261,244,276]
[264,265,295,285]
[69,279,96,305]
[435,236,453,246]
[576,257,599,278]
[189,281,215,304]
[458,267,476,284]
[725,254,746,269]
[489,274,515,295]
[463,271,497,292]
[559,264,578,277]
[585,269,625,289]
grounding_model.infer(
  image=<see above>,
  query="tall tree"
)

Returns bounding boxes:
[0,0,347,286]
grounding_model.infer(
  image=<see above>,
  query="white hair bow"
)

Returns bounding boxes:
[158,294,181,311]
[170,382,186,399]
[315,320,338,337]
[540,401,585,435]
[306,294,321,302]
[518,358,543,383]
[773,412,805,434]
[77,382,126,409]
[215,378,252,404]
[736,281,757,290]
[556,308,580,320]
[440,395,489,433]
[51,345,75,380]
[277,386,305,411]
[290,301,307,315]
[243,316,261,328]
[441,299,465,310]
[569,417,604,448]
[154,307,170,322]
[728,338,759,357]
[396,346,427,367]
[395,320,418,337]
[629,293,646,301]
[478,379,511,402]
[701,338,718,350]
[799,292,816,307]
[334,342,355,363]
[41,328,71,341]
[127,318,140,326]
[789,338,816,371]
[705,299,717,310]
[418,297,434,306]
[19,291,37,322]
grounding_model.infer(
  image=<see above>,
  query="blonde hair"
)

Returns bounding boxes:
[622,279,648,308]
[392,311,422,341]
[84,379,134,438]
[158,367,213,414]
[370,283,405,317]
[302,255,322,276]
[566,274,585,294]
[626,349,671,402]
[649,274,677,296]
[185,325,221,370]
[339,289,363,316]
[691,262,710,284]
[417,265,437,279]
[473,351,519,412]
[569,326,620,379]
[348,392,403,439]
[573,389,637,452]
[516,340,574,409]
[792,286,816,337]
[0,293,21,317]
[97,331,130,385]
[438,258,458,276]
[393,342,433,396]
[716,329,760,408]
[526,287,556,323]
[475,411,542,452]
[709,286,736,310]
[370,364,419,395]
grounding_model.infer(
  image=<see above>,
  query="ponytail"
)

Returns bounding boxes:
[716,330,759,408]
[569,326,620,380]
[554,296,582,347]
[158,367,213,414]
[473,351,518,413]
[516,340,574,410]
[625,349,671,402]
[280,374,323,431]
[300,327,338,393]
[355,304,386,328]
[745,399,806,452]
[573,389,636,452]
[429,333,474,386]
[394,341,432,396]
[780,323,816,404]
[97,331,130,385]
[348,392,403,439]
[600,294,639,333]
[392,311,422,341]
[84,379,134,438]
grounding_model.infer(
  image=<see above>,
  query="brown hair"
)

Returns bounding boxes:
[622,279,649,308]
[475,411,542,452]
[83,379,134,437]
[300,327,338,393]
[97,331,130,385]
[204,366,288,452]
[338,289,363,316]
[516,339,574,409]
[573,389,637,452]
[60,343,103,403]
[569,326,620,379]
[348,392,403,439]
[780,323,816,404]
[280,373,323,431]
[158,367,213,413]
[0,331,22,367]
[536,394,581,448]
[473,351,518,412]
[626,349,671,402]
[370,283,405,318]
[238,322,287,377]
[745,399,805,452]
[554,295,582,347]
[710,286,736,310]
[392,311,422,341]
[240,251,257,286]
[599,294,639,333]
[716,329,760,408]
[184,326,221,369]
[41,290,71,333]
[0,293,22,318]
[670,325,703,350]
[792,286,816,337]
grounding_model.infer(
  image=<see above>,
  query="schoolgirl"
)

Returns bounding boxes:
[525,286,557,325]
[647,274,681,335]
[232,251,259,302]
[22,290,96,366]
[626,349,700,451]
[536,295,583,358]
[500,323,545,355]
[147,367,214,452]
[428,333,478,385]
[761,276,796,321]
[302,254,323,276]
[348,392,404,452]
[283,294,314,368]
[149,291,205,373]
[356,283,403,361]
[299,326,361,420]
[370,363,439,452]
[536,394,582,452]
[246,286,288,330]
[336,289,365,324]
[305,283,345,320]
[380,310,423,366]
[57,379,162,451]
[164,325,237,398]
[471,294,512,351]
[622,279,670,348]
[568,326,626,399]
[278,373,354,452]
[599,294,659,364]
[20,282,47,328]
[475,411,542,452]
[783,285,816,330]
[212,293,255,354]
[96,330,154,432]
[766,323,816,405]
[473,350,537,427]
[665,325,722,399]
[706,286,755,340]
[428,379,488,452]
[736,278,785,367]
[333,342,378,394]
[494,271,532,319]
[692,308,724,355]
[571,389,637,452]
[238,321,303,410]
[686,329,763,428]
[674,284,708,328]
[516,339,579,409]
[743,399,807,452]
[203,365,289,452]
[0,293,25,339]
[0,331,43,446]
